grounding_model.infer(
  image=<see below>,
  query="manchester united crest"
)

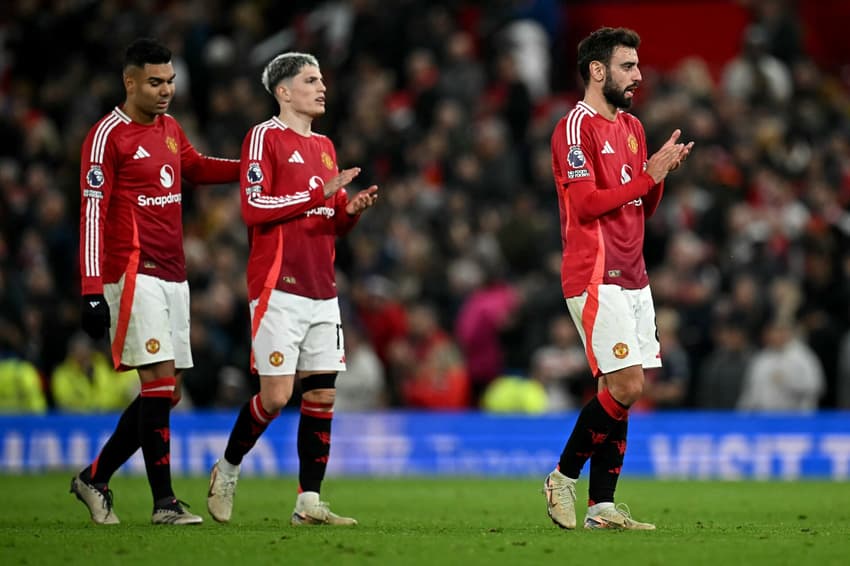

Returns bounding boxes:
[146,338,161,354]
[321,152,334,170]
[628,134,638,154]
[166,136,178,154]
[269,351,284,367]
[612,342,629,359]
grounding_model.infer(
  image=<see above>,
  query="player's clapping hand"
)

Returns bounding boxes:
[646,129,693,183]
[324,167,361,198]
[660,128,694,172]
[345,186,379,215]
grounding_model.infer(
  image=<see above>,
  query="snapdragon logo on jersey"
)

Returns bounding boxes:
[621,164,642,207]
[137,165,182,207]
[308,175,324,190]
[566,145,589,179]
[159,164,175,188]
[304,175,334,218]
[138,192,182,207]
[305,206,335,219]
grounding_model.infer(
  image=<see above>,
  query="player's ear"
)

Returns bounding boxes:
[277,83,291,102]
[122,72,134,94]
[590,61,606,83]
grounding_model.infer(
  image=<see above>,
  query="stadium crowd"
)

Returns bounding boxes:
[2,0,850,413]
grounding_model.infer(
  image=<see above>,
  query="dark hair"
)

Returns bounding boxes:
[576,27,640,85]
[123,38,171,70]
[261,52,320,94]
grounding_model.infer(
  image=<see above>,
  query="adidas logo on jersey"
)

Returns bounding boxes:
[288,150,305,164]
[601,141,615,154]
[133,146,151,159]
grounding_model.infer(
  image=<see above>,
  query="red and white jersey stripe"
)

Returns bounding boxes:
[240,116,359,300]
[79,107,238,295]
[551,104,653,297]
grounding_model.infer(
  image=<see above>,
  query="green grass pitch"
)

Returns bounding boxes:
[1,474,849,565]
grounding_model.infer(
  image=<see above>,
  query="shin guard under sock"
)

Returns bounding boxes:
[90,395,141,484]
[557,388,628,479]
[297,399,333,493]
[140,377,176,502]
[588,417,628,505]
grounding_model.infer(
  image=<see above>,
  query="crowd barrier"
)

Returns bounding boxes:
[2,411,849,479]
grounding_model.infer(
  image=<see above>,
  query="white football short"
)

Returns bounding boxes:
[250,290,346,376]
[104,273,192,370]
[565,284,662,377]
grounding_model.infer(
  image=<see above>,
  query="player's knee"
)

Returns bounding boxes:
[260,390,291,414]
[302,388,335,405]
[626,380,645,405]
[607,370,645,406]
[613,380,644,406]
[300,373,337,405]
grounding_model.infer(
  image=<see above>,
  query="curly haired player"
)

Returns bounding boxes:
[544,27,693,531]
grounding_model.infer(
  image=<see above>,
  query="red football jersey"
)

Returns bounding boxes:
[551,101,662,298]
[240,117,358,300]
[79,107,239,294]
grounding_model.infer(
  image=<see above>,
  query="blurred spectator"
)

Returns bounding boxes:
[749,0,804,65]
[636,307,690,411]
[394,303,470,410]
[727,272,770,338]
[351,275,408,402]
[438,31,485,113]
[454,262,520,404]
[180,320,228,408]
[836,327,850,410]
[485,51,532,146]
[0,267,25,357]
[798,238,847,408]
[335,321,387,412]
[651,231,718,372]
[402,48,441,133]
[527,314,591,411]
[51,333,138,413]
[469,117,522,205]
[498,17,551,101]
[696,309,755,409]
[481,374,546,414]
[0,357,47,414]
[738,316,825,411]
[721,24,792,107]
[214,366,254,409]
